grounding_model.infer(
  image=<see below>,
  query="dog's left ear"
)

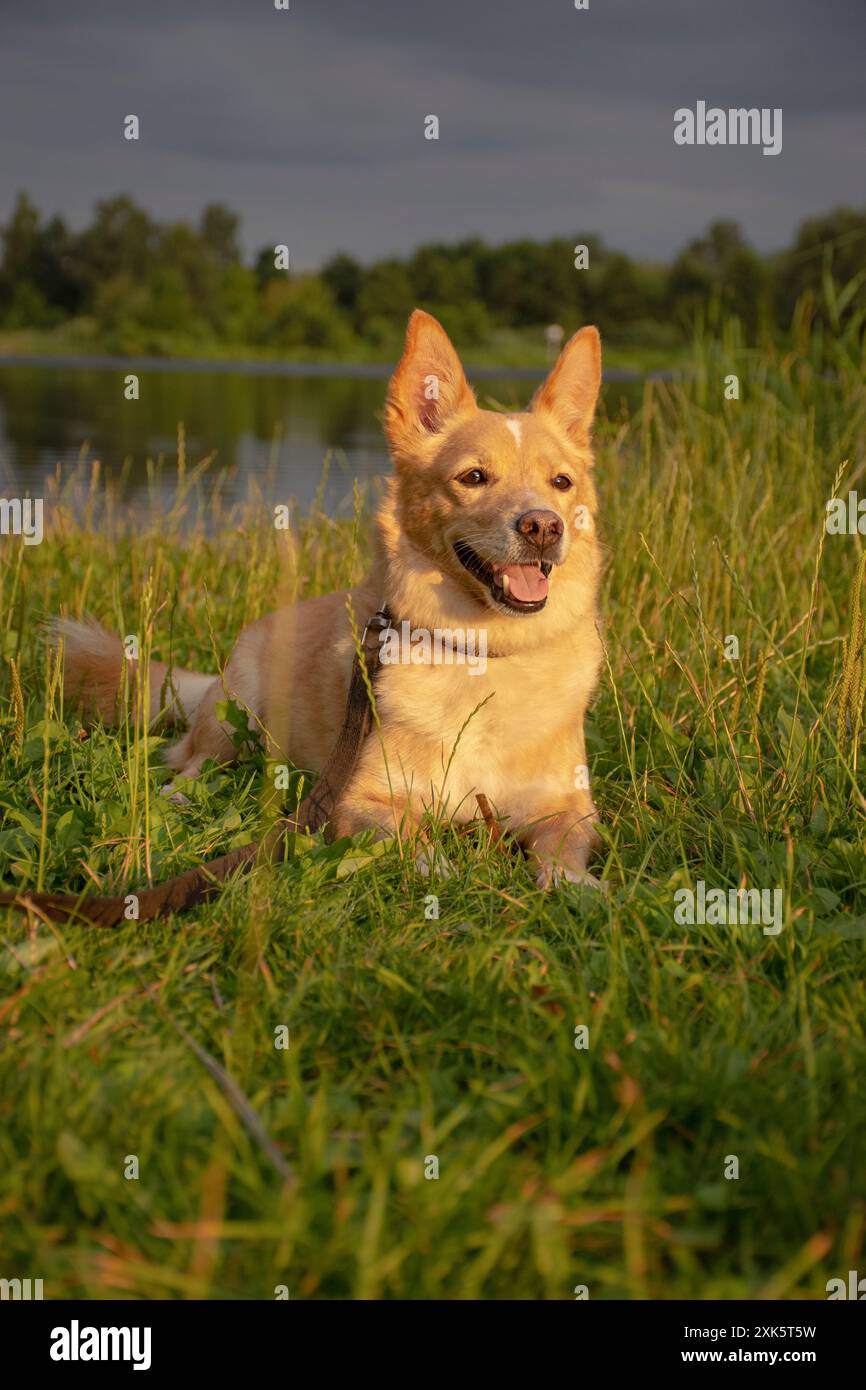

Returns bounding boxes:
[531,326,601,445]
[385,309,476,460]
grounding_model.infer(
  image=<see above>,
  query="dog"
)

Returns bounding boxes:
[55,310,605,888]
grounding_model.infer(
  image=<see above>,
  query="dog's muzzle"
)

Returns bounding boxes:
[453,541,554,613]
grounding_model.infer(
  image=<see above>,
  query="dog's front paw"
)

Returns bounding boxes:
[536,860,606,893]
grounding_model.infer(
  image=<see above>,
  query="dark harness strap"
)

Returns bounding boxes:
[292,606,392,832]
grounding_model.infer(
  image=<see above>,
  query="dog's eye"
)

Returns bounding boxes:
[552,474,573,491]
[457,468,488,487]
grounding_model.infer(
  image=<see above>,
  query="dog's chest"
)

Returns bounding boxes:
[372,645,598,815]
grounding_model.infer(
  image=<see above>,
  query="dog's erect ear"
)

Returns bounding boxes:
[385,310,476,459]
[531,326,601,445]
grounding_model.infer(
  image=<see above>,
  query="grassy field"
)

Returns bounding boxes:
[1,311,865,1300]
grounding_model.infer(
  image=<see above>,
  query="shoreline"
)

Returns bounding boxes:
[0,351,666,382]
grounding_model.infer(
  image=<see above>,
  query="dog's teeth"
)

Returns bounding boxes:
[500,573,511,594]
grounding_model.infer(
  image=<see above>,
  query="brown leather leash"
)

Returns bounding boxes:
[0,608,395,927]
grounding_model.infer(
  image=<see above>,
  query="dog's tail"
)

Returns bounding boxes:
[49,617,216,726]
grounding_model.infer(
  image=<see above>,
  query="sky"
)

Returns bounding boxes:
[0,0,864,266]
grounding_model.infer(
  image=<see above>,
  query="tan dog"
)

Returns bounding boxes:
[57,310,604,887]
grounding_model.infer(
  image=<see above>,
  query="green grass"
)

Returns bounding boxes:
[1,311,866,1300]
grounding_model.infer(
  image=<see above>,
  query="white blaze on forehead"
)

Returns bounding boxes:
[504,416,522,447]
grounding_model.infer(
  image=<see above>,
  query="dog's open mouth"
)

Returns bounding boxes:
[453,541,553,613]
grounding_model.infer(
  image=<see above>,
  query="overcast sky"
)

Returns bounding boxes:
[1,0,863,265]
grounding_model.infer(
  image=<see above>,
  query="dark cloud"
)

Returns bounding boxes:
[1,0,863,263]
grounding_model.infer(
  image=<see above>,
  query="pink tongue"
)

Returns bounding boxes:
[501,564,549,603]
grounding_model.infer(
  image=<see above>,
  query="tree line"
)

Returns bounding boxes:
[1,192,864,358]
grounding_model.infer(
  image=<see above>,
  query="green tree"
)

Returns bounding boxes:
[76,196,158,295]
[257,275,355,354]
[2,192,41,282]
[253,245,286,291]
[320,253,362,314]
[200,203,241,266]
[593,254,652,338]
[776,205,866,327]
[0,195,87,325]
[354,260,415,342]
[479,238,586,327]
[407,244,479,305]
[667,220,771,340]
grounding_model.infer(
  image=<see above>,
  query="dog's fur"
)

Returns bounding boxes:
[55,311,604,887]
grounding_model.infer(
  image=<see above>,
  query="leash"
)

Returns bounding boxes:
[0,607,395,927]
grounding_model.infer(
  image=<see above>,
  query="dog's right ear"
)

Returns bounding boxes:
[531,325,601,446]
[384,310,476,461]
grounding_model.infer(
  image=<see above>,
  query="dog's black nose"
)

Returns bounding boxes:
[515,509,564,548]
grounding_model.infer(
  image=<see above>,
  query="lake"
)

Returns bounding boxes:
[0,356,645,517]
